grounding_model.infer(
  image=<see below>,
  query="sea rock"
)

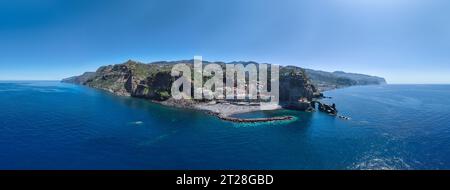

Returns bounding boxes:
[318,103,338,115]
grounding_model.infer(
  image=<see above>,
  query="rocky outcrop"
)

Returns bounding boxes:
[279,66,316,110]
[310,101,338,115]
[318,103,338,115]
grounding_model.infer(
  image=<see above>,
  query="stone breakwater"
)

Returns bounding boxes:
[207,112,294,123]
[195,102,295,123]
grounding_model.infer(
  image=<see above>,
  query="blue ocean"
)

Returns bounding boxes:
[0,81,449,169]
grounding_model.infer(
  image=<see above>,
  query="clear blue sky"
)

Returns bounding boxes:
[0,0,449,83]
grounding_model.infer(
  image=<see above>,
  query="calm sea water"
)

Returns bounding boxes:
[0,81,449,169]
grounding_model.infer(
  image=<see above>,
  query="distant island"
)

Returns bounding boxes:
[62,60,386,122]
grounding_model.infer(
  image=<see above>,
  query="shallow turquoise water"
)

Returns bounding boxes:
[0,81,449,169]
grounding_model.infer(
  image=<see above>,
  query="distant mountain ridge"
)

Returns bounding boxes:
[304,69,387,91]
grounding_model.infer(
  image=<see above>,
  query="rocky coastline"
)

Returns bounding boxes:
[62,60,385,123]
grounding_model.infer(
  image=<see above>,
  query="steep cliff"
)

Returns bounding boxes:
[63,60,175,100]
[279,66,317,109]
